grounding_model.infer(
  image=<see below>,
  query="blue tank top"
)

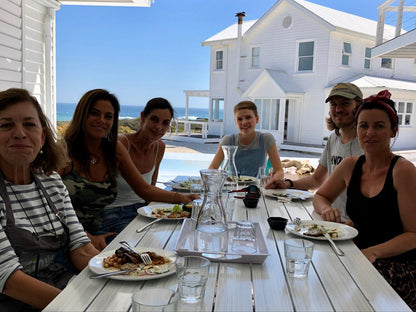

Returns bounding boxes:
[230,133,266,177]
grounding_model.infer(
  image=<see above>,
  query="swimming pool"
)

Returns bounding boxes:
[157,153,214,182]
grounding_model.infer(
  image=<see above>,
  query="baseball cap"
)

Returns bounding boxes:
[325,83,363,103]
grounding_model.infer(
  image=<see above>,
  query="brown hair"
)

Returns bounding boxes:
[0,88,66,174]
[233,101,258,117]
[64,89,120,181]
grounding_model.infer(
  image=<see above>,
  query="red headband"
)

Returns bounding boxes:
[354,90,398,124]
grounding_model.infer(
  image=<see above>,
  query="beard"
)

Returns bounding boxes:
[331,113,355,129]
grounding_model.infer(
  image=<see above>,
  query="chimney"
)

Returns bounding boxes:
[235,12,245,91]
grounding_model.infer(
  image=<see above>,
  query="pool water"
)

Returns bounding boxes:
[158,153,213,182]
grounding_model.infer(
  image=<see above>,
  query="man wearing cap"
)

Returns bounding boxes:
[266,82,363,223]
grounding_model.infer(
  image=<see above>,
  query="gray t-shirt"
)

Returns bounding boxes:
[319,133,363,221]
[220,132,275,152]
[220,132,275,177]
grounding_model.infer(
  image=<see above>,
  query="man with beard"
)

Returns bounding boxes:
[266,83,363,222]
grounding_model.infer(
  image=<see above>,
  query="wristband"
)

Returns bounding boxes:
[284,179,294,189]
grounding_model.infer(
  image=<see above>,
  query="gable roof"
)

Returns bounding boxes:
[243,69,304,98]
[203,0,398,45]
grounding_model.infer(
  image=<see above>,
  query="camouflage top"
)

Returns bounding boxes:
[61,164,117,233]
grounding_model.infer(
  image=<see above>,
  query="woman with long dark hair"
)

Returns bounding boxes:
[60,89,198,250]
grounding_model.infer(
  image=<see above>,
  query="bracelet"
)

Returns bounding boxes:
[284,179,294,189]
[172,192,178,203]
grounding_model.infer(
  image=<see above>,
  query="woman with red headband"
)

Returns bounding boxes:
[313,90,416,309]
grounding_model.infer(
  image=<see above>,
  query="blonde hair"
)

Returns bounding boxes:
[233,101,258,117]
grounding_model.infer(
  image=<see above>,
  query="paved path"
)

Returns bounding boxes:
[163,138,416,163]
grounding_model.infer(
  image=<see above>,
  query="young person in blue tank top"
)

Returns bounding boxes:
[103,98,173,234]
[209,101,284,180]
[313,90,416,309]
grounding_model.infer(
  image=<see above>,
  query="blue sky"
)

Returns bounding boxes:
[56,0,393,108]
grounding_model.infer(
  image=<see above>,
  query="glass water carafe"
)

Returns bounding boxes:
[220,145,239,184]
[195,169,228,258]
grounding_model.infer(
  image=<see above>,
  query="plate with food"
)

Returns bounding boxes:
[88,247,176,281]
[285,220,358,241]
[137,204,190,219]
[170,180,190,192]
[225,175,258,185]
[263,189,313,201]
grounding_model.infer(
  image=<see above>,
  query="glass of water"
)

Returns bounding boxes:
[284,239,314,278]
[231,220,257,254]
[131,288,178,312]
[175,256,211,303]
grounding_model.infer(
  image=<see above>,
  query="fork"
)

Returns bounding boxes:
[119,241,153,265]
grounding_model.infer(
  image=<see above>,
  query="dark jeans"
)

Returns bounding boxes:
[94,203,145,244]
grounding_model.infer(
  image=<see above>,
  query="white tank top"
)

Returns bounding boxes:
[105,137,159,208]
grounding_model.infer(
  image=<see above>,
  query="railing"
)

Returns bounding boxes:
[172,118,223,139]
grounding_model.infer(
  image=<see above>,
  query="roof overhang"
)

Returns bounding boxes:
[183,90,209,97]
[372,28,416,58]
[59,0,152,7]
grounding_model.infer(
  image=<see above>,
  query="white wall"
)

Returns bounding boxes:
[0,0,59,126]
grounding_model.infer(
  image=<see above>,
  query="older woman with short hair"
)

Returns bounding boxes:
[0,88,99,310]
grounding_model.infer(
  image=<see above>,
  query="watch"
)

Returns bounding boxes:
[284,179,294,189]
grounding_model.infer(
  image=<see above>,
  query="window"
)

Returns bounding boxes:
[381,58,392,69]
[397,101,413,126]
[215,51,223,70]
[364,47,371,69]
[254,99,279,130]
[251,47,260,68]
[297,41,314,71]
[342,42,351,66]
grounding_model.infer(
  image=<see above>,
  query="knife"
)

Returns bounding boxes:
[90,268,137,279]
[318,225,344,256]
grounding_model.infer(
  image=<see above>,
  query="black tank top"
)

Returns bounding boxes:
[346,155,415,259]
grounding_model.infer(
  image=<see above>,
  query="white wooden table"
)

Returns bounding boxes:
[43,191,410,311]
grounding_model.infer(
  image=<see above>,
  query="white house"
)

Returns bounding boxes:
[0,0,152,127]
[201,0,416,151]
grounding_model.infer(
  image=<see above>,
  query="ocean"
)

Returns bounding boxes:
[57,102,222,122]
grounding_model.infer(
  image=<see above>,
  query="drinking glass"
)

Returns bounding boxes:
[284,239,314,278]
[189,176,203,194]
[191,198,204,221]
[231,220,257,254]
[258,166,270,188]
[131,288,178,312]
[175,256,211,304]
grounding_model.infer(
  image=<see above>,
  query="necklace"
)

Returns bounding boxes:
[89,153,100,165]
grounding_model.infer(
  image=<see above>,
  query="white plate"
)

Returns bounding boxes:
[225,175,258,186]
[264,189,313,200]
[285,220,358,241]
[88,247,176,281]
[137,204,187,220]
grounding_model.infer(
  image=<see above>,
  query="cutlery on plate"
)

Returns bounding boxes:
[318,225,345,256]
[119,241,153,265]
[136,218,163,233]
[90,268,137,279]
